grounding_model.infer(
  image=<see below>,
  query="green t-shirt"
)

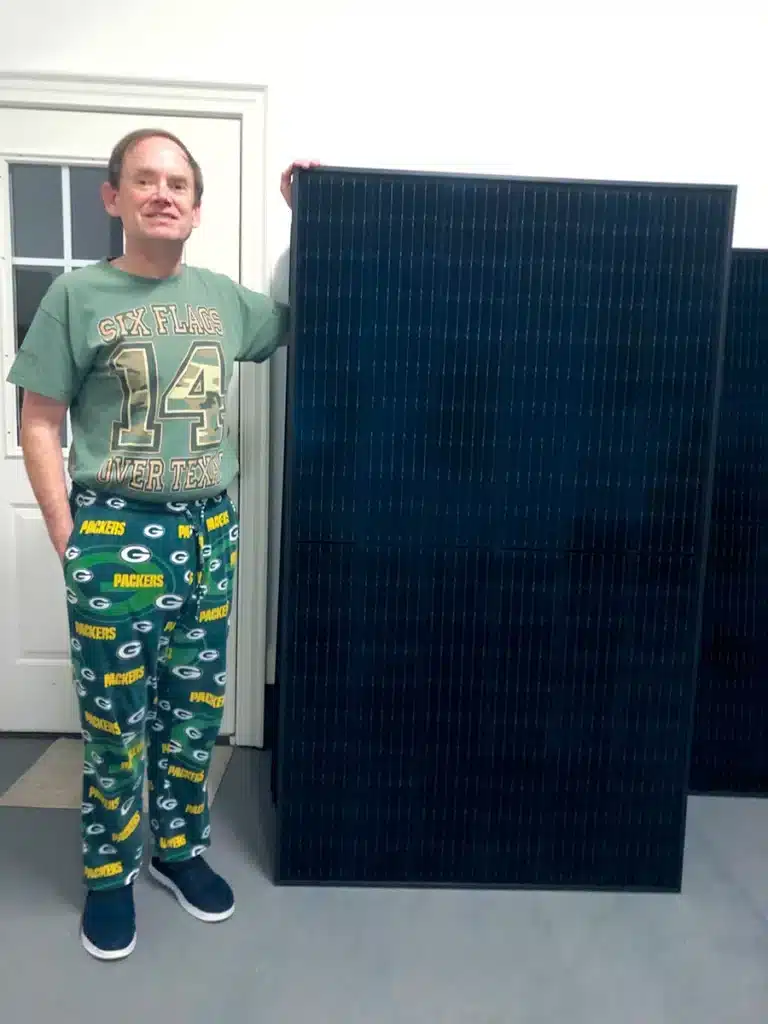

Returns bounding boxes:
[7,260,289,502]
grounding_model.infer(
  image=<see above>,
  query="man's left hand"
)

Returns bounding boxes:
[281,160,320,209]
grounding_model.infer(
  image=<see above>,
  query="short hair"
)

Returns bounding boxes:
[107,128,204,204]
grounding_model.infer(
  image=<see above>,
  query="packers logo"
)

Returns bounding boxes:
[229,525,239,542]
[198,649,219,662]
[144,523,165,539]
[89,596,112,611]
[94,697,112,712]
[106,497,126,510]
[157,796,178,811]
[170,550,189,565]
[120,544,151,564]
[121,731,138,747]
[158,699,172,711]
[82,802,94,815]
[81,727,91,741]
[166,502,189,512]
[72,568,94,583]
[133,620,153,633]
[125,868,140,885]
[202,825,211,839]
[75,491,97,507]
[99,843,118,856]
[120,797,135,817]
[186,726,202,740]
[65,546,81,561]
[172,666,202,681]
[151,720,164,732]
[186,628,205,641]
[168,739,183,754]
[169,817,186,830]
[217,579,229,592]
[86,823,106,836]
[158,636,170,649]
[191,844,207,858]
[214,672,226,687]
[81,668,96,682]
[66,588,78,605]
[127,707,146,725]
[184,570,194,584]
[173,708,194,720]
[192,749,209,764]
[210,558,222,572]
[118,641,142,660]
[71,638,82,653]
[100,778,116,791]
[156,594,184,611]
[158,758,169,770]
[201,544,212,558]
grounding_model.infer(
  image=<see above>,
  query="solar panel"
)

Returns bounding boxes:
[690,249,768,795]
[275,167,736,889]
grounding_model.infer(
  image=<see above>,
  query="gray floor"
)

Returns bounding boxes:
[1,738,767,1023]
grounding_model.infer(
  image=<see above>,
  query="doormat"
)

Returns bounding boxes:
[0,738,233,810]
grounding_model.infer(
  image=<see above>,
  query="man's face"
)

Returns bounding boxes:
[102,135,200,245]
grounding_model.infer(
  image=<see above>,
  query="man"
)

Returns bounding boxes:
[6,128,313,960]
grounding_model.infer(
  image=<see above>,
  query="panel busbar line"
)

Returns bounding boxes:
[690,250,768,795]
[275,167,736,889]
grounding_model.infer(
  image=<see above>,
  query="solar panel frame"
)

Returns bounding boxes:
[275,166,737,889]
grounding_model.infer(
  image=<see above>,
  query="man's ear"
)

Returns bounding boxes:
[101,181,119,217]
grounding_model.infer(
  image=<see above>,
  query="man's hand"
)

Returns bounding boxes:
[280,160,320,209]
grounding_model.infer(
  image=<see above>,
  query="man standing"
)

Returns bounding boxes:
[6,128,311,960]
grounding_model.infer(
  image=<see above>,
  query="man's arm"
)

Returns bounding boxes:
[20,392,73,560]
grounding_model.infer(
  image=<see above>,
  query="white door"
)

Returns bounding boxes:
[0,107,242,735]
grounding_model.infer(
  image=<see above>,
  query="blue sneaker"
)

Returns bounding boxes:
[149,855,235,922]
[81,885,137,960]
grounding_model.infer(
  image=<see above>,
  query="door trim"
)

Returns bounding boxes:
[0,72,272,747]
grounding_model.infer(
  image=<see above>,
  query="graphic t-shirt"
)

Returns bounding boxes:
[6,261,289,502]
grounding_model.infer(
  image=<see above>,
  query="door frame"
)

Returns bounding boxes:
[0,71,272,748]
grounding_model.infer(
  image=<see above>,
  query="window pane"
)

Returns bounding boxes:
[10,165,63,259]
[14,266,67,446]
[70,166,124,261]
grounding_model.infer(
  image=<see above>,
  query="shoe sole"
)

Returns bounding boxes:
[148,861,235,923]
[81,927,137,961]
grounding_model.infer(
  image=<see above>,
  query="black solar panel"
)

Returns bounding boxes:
[690,250,768,795]
[275,167,736,889]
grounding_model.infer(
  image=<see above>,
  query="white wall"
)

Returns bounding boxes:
[2,0,766,692]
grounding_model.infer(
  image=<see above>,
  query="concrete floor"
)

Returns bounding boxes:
[1,736,767,1023]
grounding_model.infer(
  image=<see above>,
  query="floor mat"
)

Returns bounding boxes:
[0,738,233,809]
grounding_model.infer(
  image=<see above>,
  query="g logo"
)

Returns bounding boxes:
[89,596,112,611]
[81,667,96,682]
[66,588,78,605]
[120,798,135,817]
[94,697,112,712]
[170,550,189,565]
[186,726,202,740]
[151,720,164,732]
[99,844,118,856]
[209,559,222,572]
[198,649,219,662]
[201,544,212,558]
[144,523,165,539]
[191,845,207,857]
[133,620,153,634]
[168,739,183,754]
[64,546,81,561]
[169,817,186,830]
[75,491,96,507]
[229,525,239,542]
[71,637,82,653]
[106,497,126,510]
[72,568,94,583]
[184,570,194,584]
[158,796,178,811]
[100,778,116,791]
[186,628,205,641]
[158,700,172,712]
[126,868,140,884]
[173,708,193,720]
[202,825,211,839]
[82,802,94,815]
[172,666,201,681]
[120,545,152,564]
[155,594,184,611]
[192,749,210,764]
[166,502,188,513]
[128,707,146,725]
[86,823,106,836]
[217,579,229,592]
[117,641,142,660]
[158,636,170,649]
[158,758,169,770]
[214,672,227,688]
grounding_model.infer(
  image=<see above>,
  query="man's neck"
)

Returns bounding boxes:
[112,243,184,280]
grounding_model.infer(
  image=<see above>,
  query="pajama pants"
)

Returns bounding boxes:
[62,484,239,891]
